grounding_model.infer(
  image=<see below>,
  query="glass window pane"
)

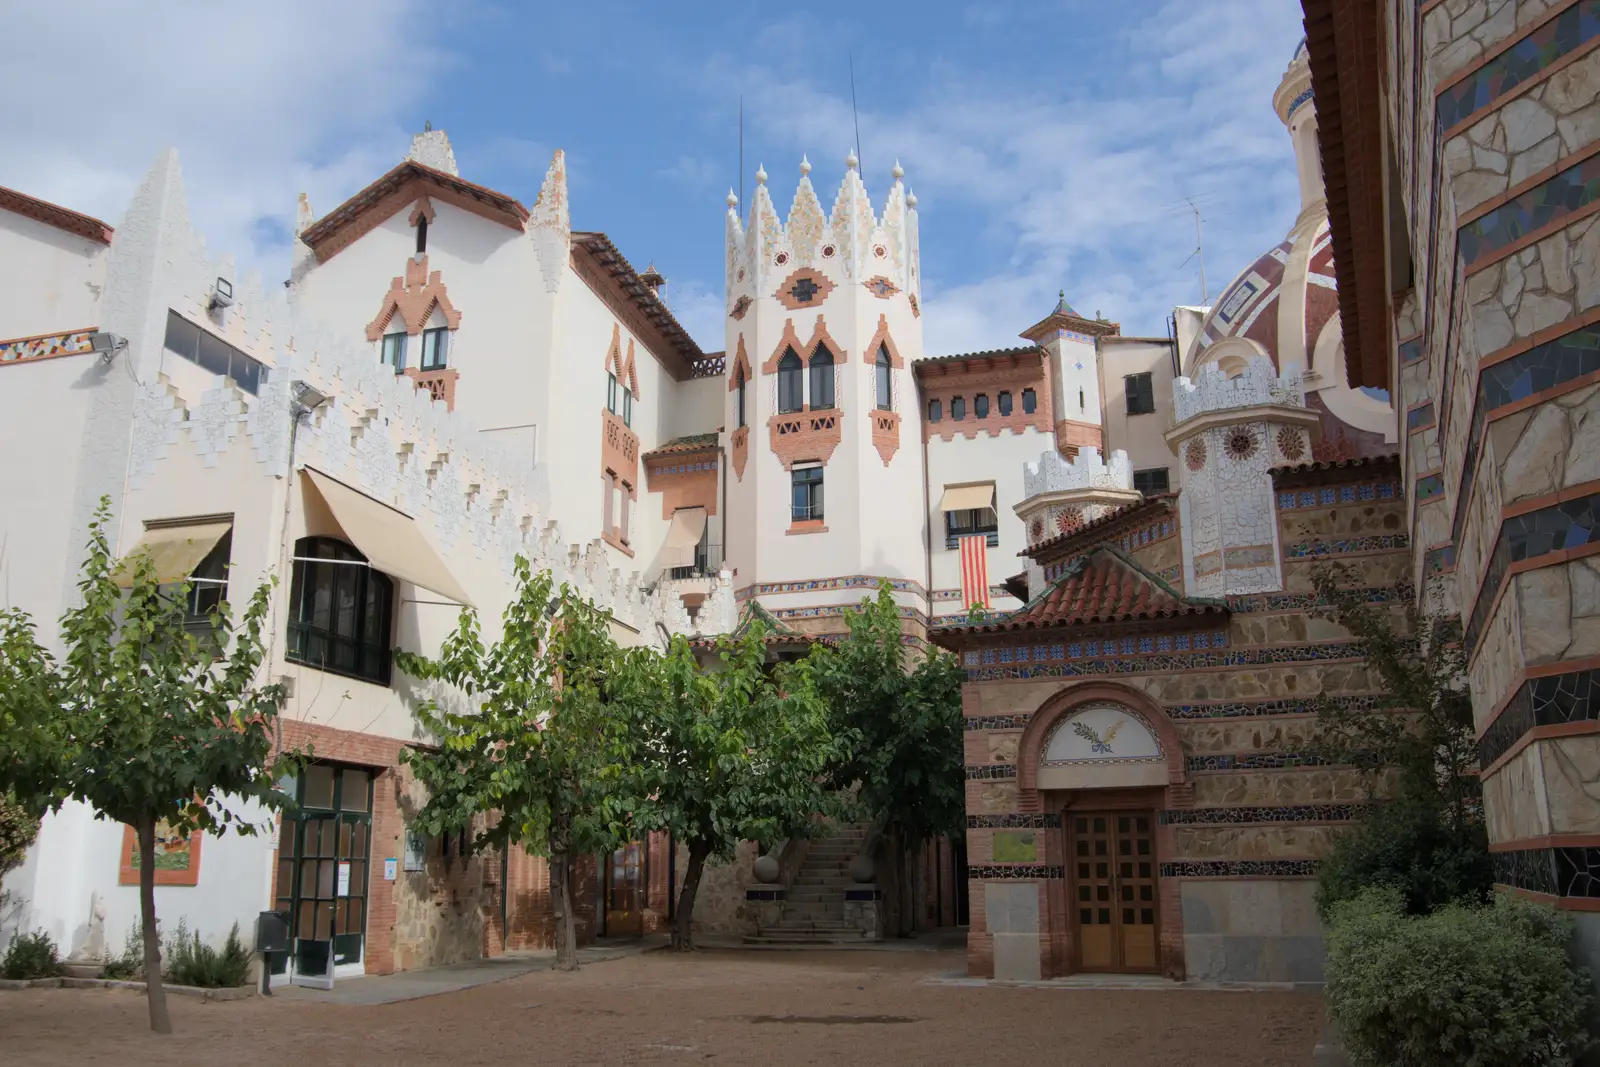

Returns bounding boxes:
[338,821,352,857]
[998,391,1013,416]
[303,765,335,809]
[233,354,263,395]
[346,862,365,895]
[1022,388,1037,414]
[316,902,334,940]
[607,373,617,412]
[951,397,966,421]
[277,817,297,856]
[975,394,989,418]
[309,563,333,631]
[341,770,370,812]
[196,331,232,379]
[352,822,368,857]
[297,900,315,937]
[163,312,200,361]
[335,899,350,935]
[300,859,319,898]
[317,860,336,898]
[276,859,295,898]
[334,563,358,639]
[927,399,941,423]
[348,897,364,933]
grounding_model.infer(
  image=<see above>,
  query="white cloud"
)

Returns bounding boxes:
[0,0,448,282]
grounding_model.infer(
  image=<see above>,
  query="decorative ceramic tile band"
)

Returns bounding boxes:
[1424,543,1457,575]
[968,864,1064,880]
[1276,481,1402,510]
[1436,1,1600,132]
[1115,519,1177,553]
[0,329,95,365]
[733,573,925,602]
[1159,804,1364,825]
[1493,846,1600,898]
[1459,150,1600,270]
[965,764,1018,780]
[1479,668,1600,769]
[1406,403,1436,433]
[966,813,1063,829]
[964,640,1367,682]
[1225,587,1396,614]
[963,631,1231,668]
[1159,860,1317,877]
[1466,491,1600,653]
[963,694,1389,731]
[1284,534,1409,559]
[1186,752,1341,772]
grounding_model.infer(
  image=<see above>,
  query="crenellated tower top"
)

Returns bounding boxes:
[724,155,920,310]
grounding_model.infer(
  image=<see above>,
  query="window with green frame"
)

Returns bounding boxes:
[271,763,374,973]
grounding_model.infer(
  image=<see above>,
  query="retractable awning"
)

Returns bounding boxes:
[658,506,708,571]
[939,483,996,512]
[114,521,232,586]
[302,468,474,606]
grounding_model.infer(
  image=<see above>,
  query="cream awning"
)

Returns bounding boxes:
[939,483,996,512]
[659,506,708,571]
[303,469,474,606]
[114,521,232,587]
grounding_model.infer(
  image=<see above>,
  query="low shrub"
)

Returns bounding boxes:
[1315,795,1493,918]
[101,919,144,981]
[2,929,61,980]
[163,920,251,989]
[1325,886,1593,1067]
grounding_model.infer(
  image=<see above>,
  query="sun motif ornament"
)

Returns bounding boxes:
[1055,506,1084,534]
[1029,517,1045,542]
[1072,718,1124,755]
[1276,426,1305,462]
[1184,438,1207,472]
[1224,426,1259,461]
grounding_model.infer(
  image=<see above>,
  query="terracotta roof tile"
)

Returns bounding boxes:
[1269,453,1401,488]
[644,432,720,459]
[1021,495,1174,562]
[0,186,113,244]
[299,162,528,255]
[571,231,705,376]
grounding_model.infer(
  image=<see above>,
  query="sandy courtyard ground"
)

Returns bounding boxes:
[1,949,1323,1067]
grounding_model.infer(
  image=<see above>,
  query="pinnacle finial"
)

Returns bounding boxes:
[845,148,859,169]
[424,119,432,132]
[755,163,767,185]
[799,154,811,176]
[726,188,739,207]
[892,160,904,180]
[906,188,918,208]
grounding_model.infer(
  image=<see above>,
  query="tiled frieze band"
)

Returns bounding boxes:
[1159,859,1318,878]
[1284,534,1409,558]
[963,631,1230,668]
[1465,492,1600,654]
[733,573,926,602]
[965,764,1018,780]
[1186,752,1344,773]
[964,694,1390,731]
[969,864,1064,880]
[1276,481,1402,510]
[0,329,96,366]
[1479,668,1600,769]
[966,813,1063,829]
[1459,151,1600,270]
[964,640,1367,682]
[1159,804,1364,825]
[1225,587,1396,613]
[1493,846,1600,898]
[1436,0,1600,133]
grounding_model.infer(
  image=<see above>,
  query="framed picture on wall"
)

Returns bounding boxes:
[118,820,203,886]
[403,829,426,872]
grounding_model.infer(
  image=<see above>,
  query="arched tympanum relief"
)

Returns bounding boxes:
[1038,701,1167,790]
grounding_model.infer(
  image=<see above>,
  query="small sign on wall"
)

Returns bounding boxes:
[336,861,351,897]
[404,830,426,872]
[384,857,398,881]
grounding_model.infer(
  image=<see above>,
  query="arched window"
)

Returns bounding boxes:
[809,344,835,410]
[735,366,747,429]
[974,394,990,419]
[952,396,967,421]
[286,537,394,685]
[928,398,942,423]
[875,345,893,410]
[1021,388,1037,414]
[777,349,804,413]
[998,391,1013,416]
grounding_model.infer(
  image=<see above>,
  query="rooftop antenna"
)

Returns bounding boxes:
[1185,197,1209,304]
[848,52,863,176]
[739,96,744,214]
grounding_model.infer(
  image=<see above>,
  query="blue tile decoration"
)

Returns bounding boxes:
[965,764,1018,780]
[1492,846,1600,899]
[1406,403,1436,432]
[1479,669,1600,769]
[1466,491,1600,652]
[1436,1,1600,132]
[1159,860,1318,877]
[969,864,1064,880]
[1226,587,1395,613]
[1284,534,1409,558]
[965,640,1366,682]
[1159,804,1364,825]
[1459,151,1600,269]
[1398,335,1426,365]
[1186,752,1343,772]
[1277,482,1404,509]
[967,813,1063,828]
[963,694,1390,731]
[1424,543,1457,575]
[734,574,923,602]
[1415,473,1445,501]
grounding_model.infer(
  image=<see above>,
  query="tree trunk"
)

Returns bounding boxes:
[882,824,905,939]
[671,839,711,951]
[135,815,171,1034]
[549,847,578,971]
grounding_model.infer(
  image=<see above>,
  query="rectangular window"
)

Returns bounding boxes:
[603,474,615,533]
[791,465,824,523]
[1133,468,1171,496]
[381,333,407,373]
[945,508,998,549]
[619,484,631,545]
[1125,372,1156,415]
[286,537,393,685]
[419,328,448,370]
[607,373,619,414]
[623,388,633,427]
[163,310,269,395]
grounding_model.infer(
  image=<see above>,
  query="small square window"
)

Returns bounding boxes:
[1125,372,1155,415]
[998,391,1013,416]
[420,328,449,370]
[974,394,989,419]
[381,332,407,373]
[1133,468,1170,496]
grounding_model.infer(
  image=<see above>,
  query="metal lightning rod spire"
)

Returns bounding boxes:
[849,53,862,177]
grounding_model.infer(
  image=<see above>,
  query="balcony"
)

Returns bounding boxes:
[402,367,459,411]
[601,407,640,487]
[769,407,842,468]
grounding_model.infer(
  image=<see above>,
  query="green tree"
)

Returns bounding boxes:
[396,559,634,970]
[616,623,838,949]
[0,606,58,882]
[1309,564,1492,916]
[808,582,966,936]
[2,500,298,1034]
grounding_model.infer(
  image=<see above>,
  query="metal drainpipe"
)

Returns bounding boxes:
[918,381,933,627]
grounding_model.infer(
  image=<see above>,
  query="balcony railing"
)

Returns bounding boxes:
[945,530,999,550]
[668,543,724,581]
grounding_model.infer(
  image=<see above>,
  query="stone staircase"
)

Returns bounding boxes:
[744,823,875,945]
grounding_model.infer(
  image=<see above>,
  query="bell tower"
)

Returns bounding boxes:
[721,154,927,632]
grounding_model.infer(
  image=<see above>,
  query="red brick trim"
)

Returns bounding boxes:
[761,315,846,374]
[1459,138,1600,228]
[864,314,905,367]
[727,335,753,392]
[0,185,113,244]
[773,267,835,311]
[408,197,436,227]
[601,408,640,494]
[731,425,749,481]
[1436,0,1586,95]
[1014,682,1189,813]
[364,255,462,340]
[1498,885,1600,911]
[871,409,901,466]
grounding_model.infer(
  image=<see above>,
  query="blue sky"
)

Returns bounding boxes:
[2,0,1309,356]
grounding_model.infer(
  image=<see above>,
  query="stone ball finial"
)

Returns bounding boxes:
[726,188,739,207]
[799,154,811,176]
[845,148,859,169]
[906,188,918,207]
[755,163,767,185]
[892,160,905,180]
[752,854,780,883]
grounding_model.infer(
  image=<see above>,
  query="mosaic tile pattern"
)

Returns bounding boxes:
[1493,848,1559,896]
[1159,804,1364,825]
[1406,403,1436,432]
[1115,519,1177,553]
[963,695,1389,731]
[968,865,1064,880]
[1436,1,1600,131]
[1283,534,1409,558]
[964,640,1366,682]
[734,574,923,601]
[1458,151,1600,269]
[965,764,1018,780]
[1479,668,1600,769]
[1424,543,1457,575]
[967,813,1063,829]
[963,632,1231,669]
[646,459,718,477]
[1159,860,1318,877]
[1186,752,1342,772]
[1466,491,1600,652]
[1398,335,1426,365]
[1226,587,1396,613]
[1415,473,1445,501]
[0,329,95,365]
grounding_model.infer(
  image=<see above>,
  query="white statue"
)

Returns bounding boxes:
[70,891,107,962]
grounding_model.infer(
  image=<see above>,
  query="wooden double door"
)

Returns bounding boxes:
[1069,810,1159,973]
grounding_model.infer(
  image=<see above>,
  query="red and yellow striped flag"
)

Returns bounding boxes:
[959,534,990,611]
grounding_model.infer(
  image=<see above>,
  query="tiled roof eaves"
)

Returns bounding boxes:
[1269,453,1401,489]
[299,162,528,249]
[0,186,113,244]
[571,231,704,374]
[643,432,721,459]
[1020,495,1174,561]
[914,345,1043,369]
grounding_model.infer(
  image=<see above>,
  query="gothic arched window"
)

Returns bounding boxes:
[777,349,804,413]
[875,345,892,411]
[809,344,835,410]
[735,365,747,428]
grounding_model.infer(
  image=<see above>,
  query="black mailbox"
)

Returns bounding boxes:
[256,909,290,955]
